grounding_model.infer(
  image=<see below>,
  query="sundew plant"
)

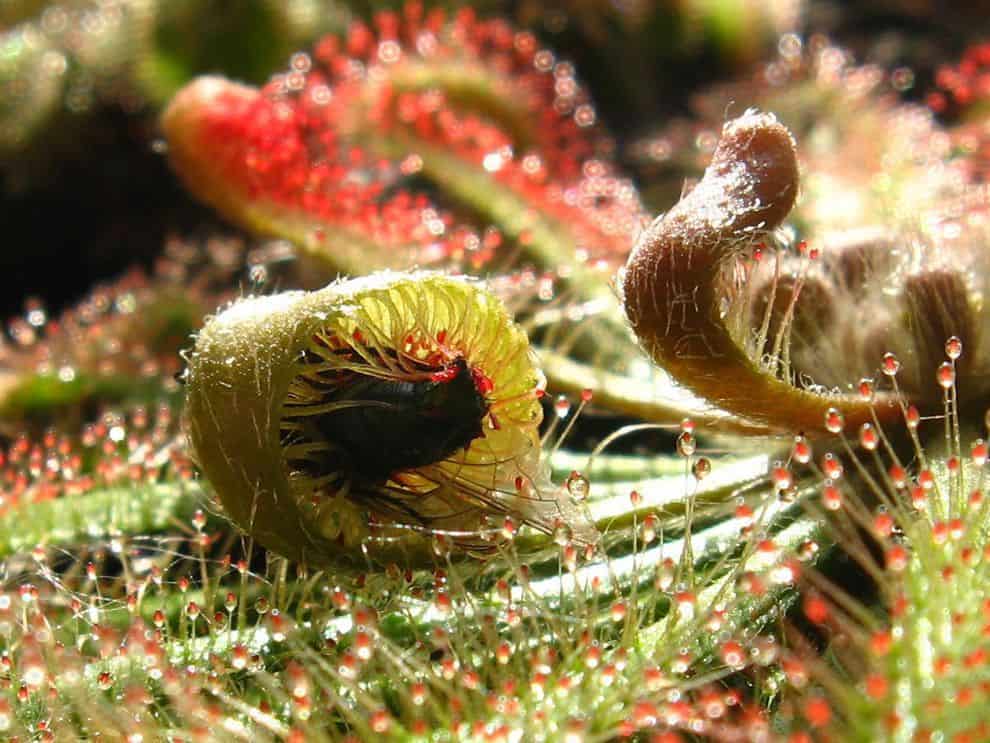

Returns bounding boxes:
[2,1,990,741]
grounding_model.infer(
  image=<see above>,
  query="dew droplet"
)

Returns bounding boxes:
[858,378,875,402]
[859,423,879,451]
[792,436,812,464]
[501,516,517,539]
[881,352,900,376]
[25,306,46,328]
[821,452,844,479]
[797,540,819,561]
[936,361,955,389]
[655,558,676,592]
[676,431,696,457]
[888,464,907,489]
[874,510,894,536]
[721,641,746,669]
[565,471,590,501]
[640,514,657,544]
[891,66,914,91]
[692,457,712,480]
[562,543,578,572]
[674,591,695,619]
[771,463,792,491]
[971,439,988,467]
[824,407,844,434]
[248,263,269,286]
[945,336,963,360]
[906,405,921,430]
[822,482,842,511]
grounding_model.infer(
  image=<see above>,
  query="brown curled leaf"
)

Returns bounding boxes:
[621,110,896,435]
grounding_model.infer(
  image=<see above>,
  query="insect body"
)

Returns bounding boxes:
[293,355,488,481]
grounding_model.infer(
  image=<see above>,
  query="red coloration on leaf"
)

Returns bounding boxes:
[163,4,643,276]
[928,41,990,184]
[930,42,990,118]
[162,76,463,268]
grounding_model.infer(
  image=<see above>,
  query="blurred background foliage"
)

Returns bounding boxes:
[0,0,986,317]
